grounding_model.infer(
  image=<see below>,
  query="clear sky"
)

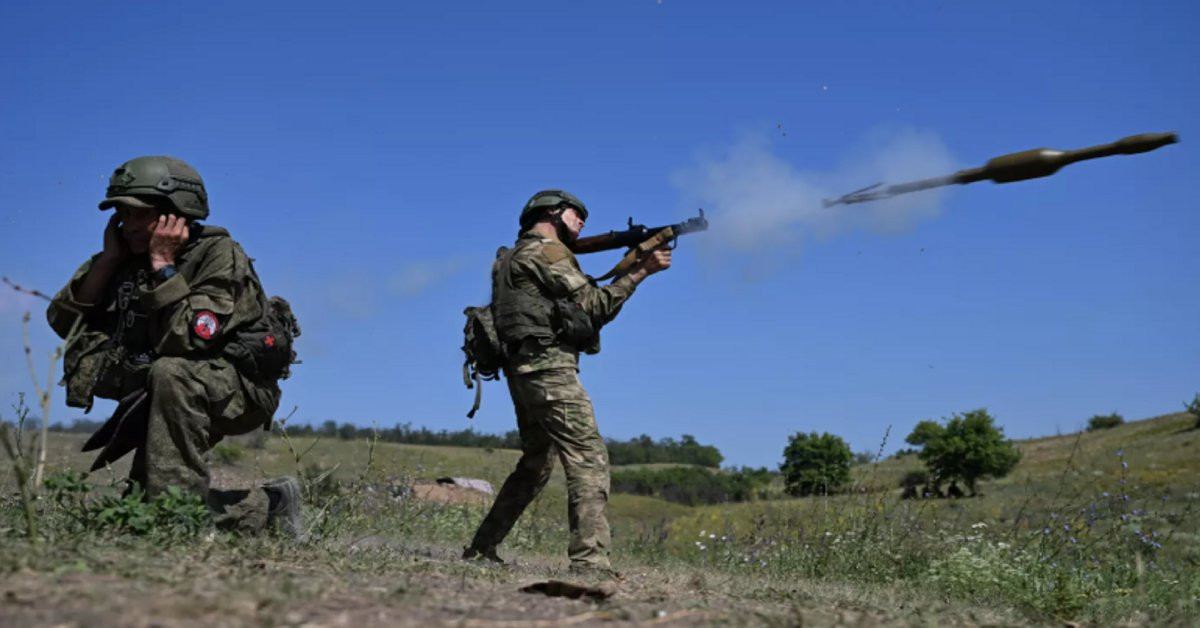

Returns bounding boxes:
[1,1,1196,468]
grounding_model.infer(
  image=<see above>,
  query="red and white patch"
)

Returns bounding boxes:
[192,310,219,340]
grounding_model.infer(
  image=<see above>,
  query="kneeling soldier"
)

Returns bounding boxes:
[48,156,300,536]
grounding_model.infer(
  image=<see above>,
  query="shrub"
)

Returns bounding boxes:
[780,432,852,496]
[1086,413,1124,431]
[610,466,772,505]
[905,409,1021,496]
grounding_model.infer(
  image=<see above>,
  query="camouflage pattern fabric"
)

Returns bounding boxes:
[470,229,637,569]
[470,368,611,567]
[47,224,281,532]
[496,230,637,375]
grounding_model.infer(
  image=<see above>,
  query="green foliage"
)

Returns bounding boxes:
[1086,413,1124,431]
[780,432,852,496]
[611,466,772,505]
[904,409,1021,495]
[607,434,724,468]
[93,486,209,536]
[41,473,211,537]
[274,421,725,467]
[211,442,245,465]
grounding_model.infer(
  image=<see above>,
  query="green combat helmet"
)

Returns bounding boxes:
[519,189,588,229]
[98,156,209,219]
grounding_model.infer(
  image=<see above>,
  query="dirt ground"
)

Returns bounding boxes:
[0,526,1019,628]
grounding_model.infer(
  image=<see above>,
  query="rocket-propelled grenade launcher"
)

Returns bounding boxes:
[822,132,1179,207]
[570,209,709,281]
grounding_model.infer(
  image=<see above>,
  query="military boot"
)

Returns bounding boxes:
[263,476,304,540]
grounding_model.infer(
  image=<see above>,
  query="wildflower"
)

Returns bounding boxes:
[1050,512,1058,520]
[699,529,706,538]
[1044,528,1052,535]
[1152,542,1163,550]
[1069,537,1077,544]
[1121,461,1128,469]
[1102,491,1110,497]
[1063,524,1071,532]
[709,533,716,540]
[971,522,987,529]
[1116,448,1124,457]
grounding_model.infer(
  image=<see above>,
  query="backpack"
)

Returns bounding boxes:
[228,295,302,383]
[224,265,302,385]
[461,304,503,418]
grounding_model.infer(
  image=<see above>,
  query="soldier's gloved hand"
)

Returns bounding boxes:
[99,214,130,263]
[148,214,190,271]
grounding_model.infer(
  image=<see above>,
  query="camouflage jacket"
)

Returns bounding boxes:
[493,230,638,375]
[47,224,274,409]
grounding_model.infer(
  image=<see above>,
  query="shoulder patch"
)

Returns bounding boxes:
[192,310,220,340]
[540,241,572,264]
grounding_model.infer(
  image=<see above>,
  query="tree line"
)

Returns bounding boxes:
[47,419,724,467]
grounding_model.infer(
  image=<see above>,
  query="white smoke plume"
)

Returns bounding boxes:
[388,257,468,297]
[672,127,959,254]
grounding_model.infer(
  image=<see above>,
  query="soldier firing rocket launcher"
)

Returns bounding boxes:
[823,132,1179,207]
[570,209,709,281]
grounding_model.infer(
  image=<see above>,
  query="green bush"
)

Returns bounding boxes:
[1086,413,1124,431]
[780,432,852,497]
[611,466,772,505]
[905,409,1021,496]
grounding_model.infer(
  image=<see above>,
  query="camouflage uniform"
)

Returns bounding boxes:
[468,230,638,569]
[48,225,281,531]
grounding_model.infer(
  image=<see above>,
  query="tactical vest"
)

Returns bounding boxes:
[491,237,556,350]
[490,235,600,356]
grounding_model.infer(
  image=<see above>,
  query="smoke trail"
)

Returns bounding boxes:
[672,127,959,253]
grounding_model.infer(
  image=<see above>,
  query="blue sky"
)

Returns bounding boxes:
[1,1,1195,468]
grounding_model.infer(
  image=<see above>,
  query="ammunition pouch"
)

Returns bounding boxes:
[551,297,599,355]
[63,331,149,410]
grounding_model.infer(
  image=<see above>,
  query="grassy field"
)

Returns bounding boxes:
[2,411,1198,626]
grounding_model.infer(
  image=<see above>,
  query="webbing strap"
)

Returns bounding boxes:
[466,369,483,419]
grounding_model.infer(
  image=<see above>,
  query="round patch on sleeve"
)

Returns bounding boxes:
[192,310,220,340]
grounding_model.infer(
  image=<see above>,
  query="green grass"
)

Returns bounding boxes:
[4,411,1199,625]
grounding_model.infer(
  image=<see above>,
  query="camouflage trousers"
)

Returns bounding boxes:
[129,356,279,532]
[469,367,611,568]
